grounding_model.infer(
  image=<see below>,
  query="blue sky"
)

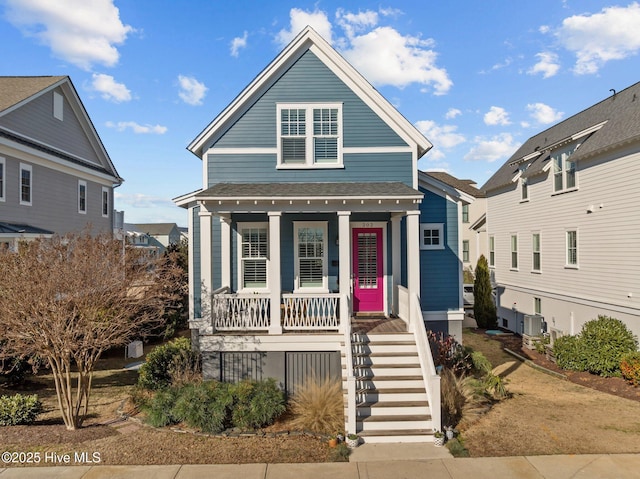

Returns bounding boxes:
[1,1,639,227]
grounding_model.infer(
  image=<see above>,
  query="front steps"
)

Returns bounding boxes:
[342,332,435,443]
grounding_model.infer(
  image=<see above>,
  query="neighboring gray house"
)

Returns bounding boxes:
[483,81,640,340]
[0,76,122,248]
[130,222,181,253]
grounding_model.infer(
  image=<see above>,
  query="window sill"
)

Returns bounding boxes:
[564,265,579,270]
[551,187,579,196]
[531,270,542,274]
[519,199,529,204]
[19,201,32,207]
[510,268,519,272]
[277,164,344,170]
[420,246,445,251]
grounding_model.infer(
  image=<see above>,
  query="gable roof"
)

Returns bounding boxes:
[483,80,640,192]
[423,171,485,198]
[0,76,122,184]
[188,26,432,159]
[418,170,476,204]
[131,223,180,236]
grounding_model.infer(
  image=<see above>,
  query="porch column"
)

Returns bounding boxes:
[391,213,403,316]
[219,214,232,288]
[338,211,351,333]
[406,210,421,331]
[268,212,282,334]
[198,208,213,312]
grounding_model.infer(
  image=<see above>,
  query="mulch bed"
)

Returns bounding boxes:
[483,329,640,403]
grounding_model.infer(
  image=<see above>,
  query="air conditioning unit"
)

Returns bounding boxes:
[523,314,544,337]
[126,340,143,359]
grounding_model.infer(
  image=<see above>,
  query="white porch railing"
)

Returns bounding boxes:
[410,292,441,432]
[282,293,340,330]
[397,285,410,328]
[212,291,270,331]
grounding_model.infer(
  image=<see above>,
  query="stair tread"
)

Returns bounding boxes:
[354,375,424,381]
[359,414,431,422]
[351,363,421,368]
[357,401,428,408]
[357,387,426,394]
[358,429,433,437]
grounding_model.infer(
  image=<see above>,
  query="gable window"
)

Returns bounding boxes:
[552,144,577,193]
[510,234,518,270]
[294,222,328,291]
[462,240,469,263]
[566,230,578,267]
[532,233,541,272]
[239,224,268,290]
[78,180,87,214]
[521,177,528,201]
[489,236,495,267]
[0,157,4,202]
[462,204,469,223]
[420,223,444,250]
[20,163,32,206]
[102,187,110,217]
[53,91,63,121]
[277,104,342,168]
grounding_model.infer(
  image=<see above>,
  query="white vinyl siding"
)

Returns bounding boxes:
[78,180,87,214]
[239,224,268,290]
[20,163,32,206]
[420,223,444,250]
[294,222,328,291]
[277,104,342,168]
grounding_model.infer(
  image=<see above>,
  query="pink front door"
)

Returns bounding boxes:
[352,228,384,313]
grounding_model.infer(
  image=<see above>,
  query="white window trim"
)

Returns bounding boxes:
[293,221,329,293]
[565,229,579,269]
[53,91,63,121]
[0,157,5,202]
[551,143,579,195]
[462,240,470,263]
[510,233,518,271]
[531,231,541,273]
[534,297,542,315]
[276,103,344,169]
[19,163,32,206]
[78,180,87,214]
[520,177,529,203]
[236,222,270,293]
[102,186,110,217]
[420,223,444,250]
[461,204,469,223]
[489,235,495,268]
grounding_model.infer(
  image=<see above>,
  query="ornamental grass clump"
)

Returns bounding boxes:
[288,375,344,434]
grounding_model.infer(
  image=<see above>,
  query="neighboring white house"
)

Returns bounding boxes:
[130,222,182,254]
[0,76,122,249]
[482,81,640,340]
[425,172,487,275]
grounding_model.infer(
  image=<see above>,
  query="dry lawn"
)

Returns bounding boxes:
[460,329,640,457]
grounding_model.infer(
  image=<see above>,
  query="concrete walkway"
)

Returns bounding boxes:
[1,444,639,478]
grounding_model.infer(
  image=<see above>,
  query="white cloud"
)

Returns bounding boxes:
[415,120,465,161]
[464,133,520,162]
[528,52,560,78]
[177,75,208,106]
[114,191,174,209]
[4,0,133,70]
[276,8,333,47]
[526,102,564,125]
[90,73,131,102]
[106,121,167,134]
[276,7,452,95]
[539,25,550,34]
[484,106,511,126]
[445,108,461,119]
[556,3,640,74]
[230,31,248,57]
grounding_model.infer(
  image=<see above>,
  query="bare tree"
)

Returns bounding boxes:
[0,232,183,430]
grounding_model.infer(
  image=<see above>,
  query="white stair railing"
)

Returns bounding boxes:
[411,293,441,432]
[344,311,357,435]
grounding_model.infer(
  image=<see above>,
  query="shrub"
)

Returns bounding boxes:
[473,255,497,329]
[470,351,492,376]
[428,331,473,376]
[138,337,200,390]
[143,387,182,427]
[172,381,233,433]
[230,378,286,430]
[554,316,638,377]
[0,394,42,426]
[620,351,640,386]
[289,375,344,434]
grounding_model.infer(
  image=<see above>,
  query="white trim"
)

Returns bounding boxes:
[489,235,495,268]
[510,233,519,271]
[565,228,578,268]
[293,221,329,293]
[78,179,87,214]
[188,206,195,321]
[0,157,5,202]
[343,146,413,154]
[19,162,32,206]
[101,186,109,217]
[208,147,278,155]
[236,222,270,293]
[531,231,541,273]
[53,91,63,121]
[276,103,343,168]
[350,220,388,315]
[419,223,444,250]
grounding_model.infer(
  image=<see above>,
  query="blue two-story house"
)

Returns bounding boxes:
[175,27,470,443]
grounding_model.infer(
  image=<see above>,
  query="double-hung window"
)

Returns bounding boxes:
[420,224,444,250]
[510,234,518,270]
[20,163,32,206]
[566,230,578,267]
[102,187,110,217]
[277,104,342,168]
[462,204,469,223]
[462,240,470,263]
[532,233,541,272]
[239,224,268,290]
[294,222,327,291]
[78,180,87,214]
[489,236,495,267]
[552,144,577,193]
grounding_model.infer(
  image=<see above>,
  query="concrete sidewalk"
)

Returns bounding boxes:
[1,451,640,478]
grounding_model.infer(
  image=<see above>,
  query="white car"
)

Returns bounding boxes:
[463,284,474,307]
